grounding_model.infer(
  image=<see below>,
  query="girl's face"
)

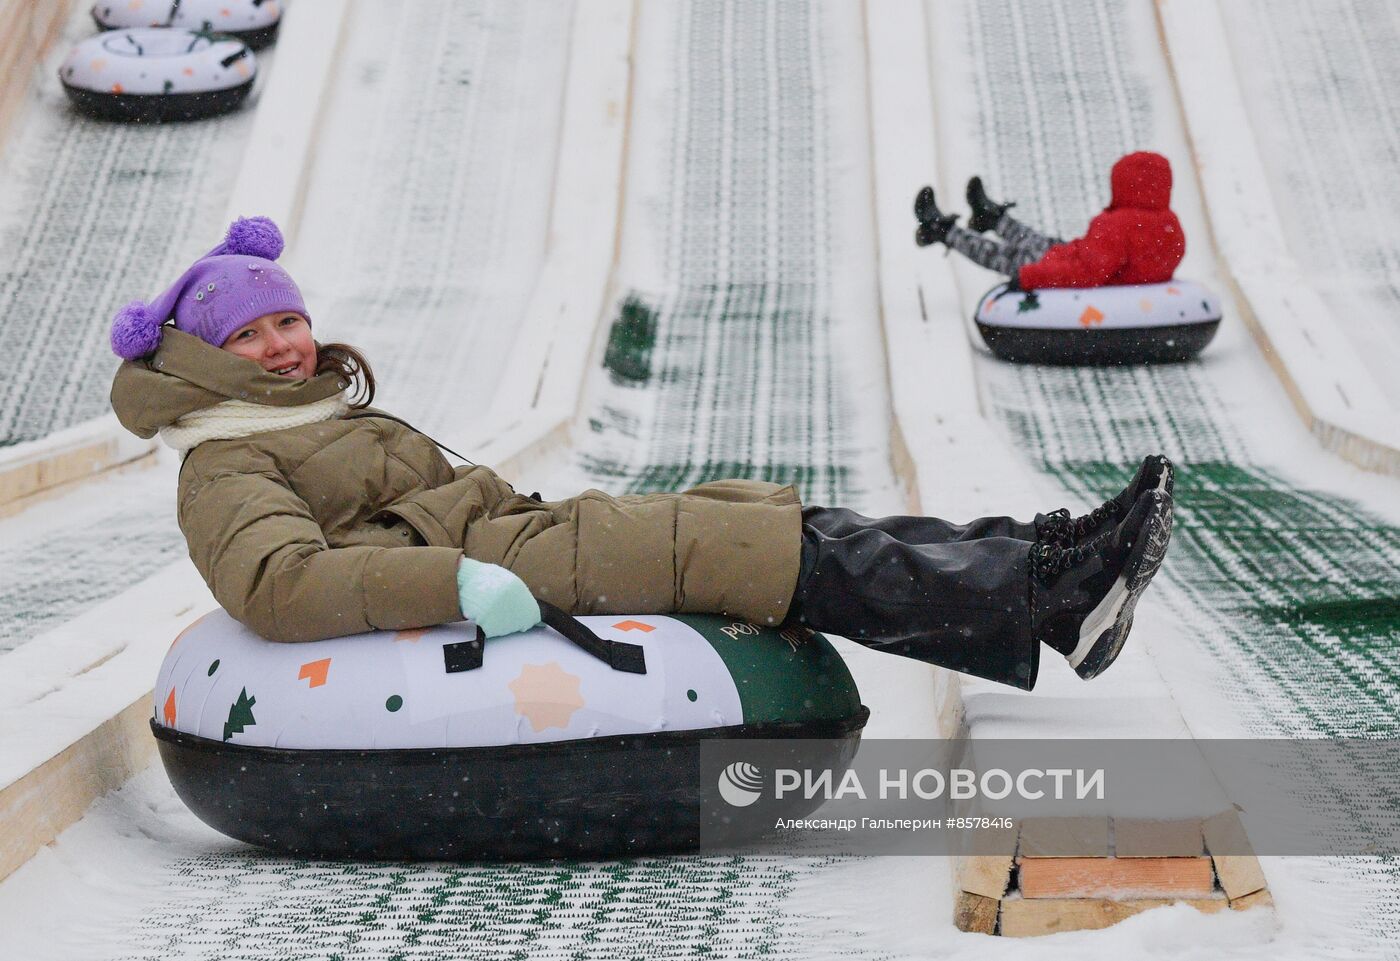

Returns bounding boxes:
[220,312,316,379]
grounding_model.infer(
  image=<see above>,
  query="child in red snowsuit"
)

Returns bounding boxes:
[914,151,1186,291]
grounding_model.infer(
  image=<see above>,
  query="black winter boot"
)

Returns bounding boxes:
[1038,455,1174,548]
[913,185,958,247]
[788,506,1040,690]
[914,185,940,223]
[1031,489,1173,680]
[966,176,1016,234]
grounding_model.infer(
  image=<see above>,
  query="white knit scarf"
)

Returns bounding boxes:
[161,393,350,454]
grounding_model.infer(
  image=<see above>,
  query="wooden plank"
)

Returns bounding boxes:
[0,28,34,112]
[953,891,999,935]
[0,4,33,64]
[1114,818,1204,857]
[1017,856,1215,900]
[1017,817,1110,857]
[1001,897,1228,938]
[957,854,1014,900]
[0,0,69,157]
[0,414,159,514]
[0,696,156,884]
[1212,853,1268,901]
[1229,889,1274,912]
[1202,810,1268,900]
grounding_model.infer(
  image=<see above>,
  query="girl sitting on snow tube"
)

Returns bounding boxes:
[109,217,1176,857]
[914,152,1219,364]
[108,217,1174,695]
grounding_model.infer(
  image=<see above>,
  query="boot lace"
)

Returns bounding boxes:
[1038,508,1074,546]
[1039,501,1126,547]
[1030,541,1084,579]
[1070,500,1125,541]
[1029,528,1113,579]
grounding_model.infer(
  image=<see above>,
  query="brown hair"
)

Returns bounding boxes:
[315,342,376,408]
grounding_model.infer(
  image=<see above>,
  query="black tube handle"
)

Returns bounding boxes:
[442,624,486,674]
[536,600,647,675]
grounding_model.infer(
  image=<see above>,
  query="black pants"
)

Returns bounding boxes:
[787,506,1041,690]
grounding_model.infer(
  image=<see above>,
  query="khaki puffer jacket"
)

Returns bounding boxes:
[110,331,803,642]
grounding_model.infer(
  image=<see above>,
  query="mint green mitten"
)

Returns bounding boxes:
[456,557,542,638]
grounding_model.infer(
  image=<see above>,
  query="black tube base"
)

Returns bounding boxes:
[976,319,1221,366]
[154,709,870,861]
[62,80,254,123]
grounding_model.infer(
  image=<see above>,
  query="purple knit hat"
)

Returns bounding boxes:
[110,217,310,361]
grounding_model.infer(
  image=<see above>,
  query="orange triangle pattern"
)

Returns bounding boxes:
[163,688,177,726]
[1079,305,1105,328]
[612,619,656,632]
[298,658,332,688]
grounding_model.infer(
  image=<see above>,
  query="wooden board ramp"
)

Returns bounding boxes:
[0,416,159,520]
[953,814,1272,937]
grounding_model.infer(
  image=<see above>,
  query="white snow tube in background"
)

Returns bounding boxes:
[92,0,282,49]
[152,608,867,859]
[974,279,1222,365]
[60,28,256,123]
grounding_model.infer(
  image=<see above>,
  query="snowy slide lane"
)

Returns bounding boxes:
[0,5,262,447]
[0,458,183,656]
[285,0,570,447]
[0,3,575,956]
[931,0,1400,952]
[549,1,898,513]
[1219,0,1400,412]
[537,0,946,950]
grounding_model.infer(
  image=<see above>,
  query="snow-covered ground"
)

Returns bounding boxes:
[1,0,1398,958]
[1220,0,1400,411]
[285,0,570,450]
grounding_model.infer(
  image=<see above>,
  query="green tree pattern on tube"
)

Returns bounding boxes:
[222,688,257,742]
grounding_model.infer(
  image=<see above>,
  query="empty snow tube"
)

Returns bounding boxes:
[92,0,282,49]
[974,279,1222,365]
[152,604,868,860]
[59,28,255,123]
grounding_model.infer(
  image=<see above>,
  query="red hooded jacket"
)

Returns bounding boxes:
[1018,152,1185,290]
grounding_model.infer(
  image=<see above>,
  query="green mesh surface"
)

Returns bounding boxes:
[124,852,887,960]
[1044,458,1400,738]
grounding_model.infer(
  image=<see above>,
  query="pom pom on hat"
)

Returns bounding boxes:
[221,216,284,260]
[110,300,164,360]
[108,216,298,360]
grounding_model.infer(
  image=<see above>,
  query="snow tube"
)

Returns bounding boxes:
[92,0,282,49]
[152,604,868,860]
[59,28,255,123]
[974,279,1222,365]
